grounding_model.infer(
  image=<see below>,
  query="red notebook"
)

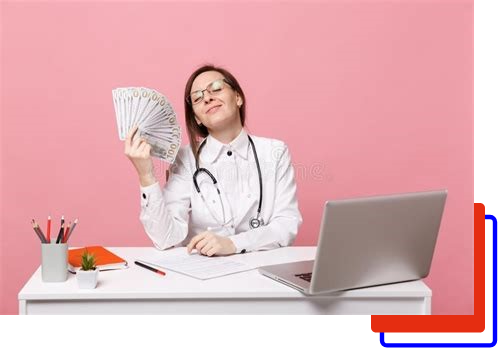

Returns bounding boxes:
[68,246,128,272]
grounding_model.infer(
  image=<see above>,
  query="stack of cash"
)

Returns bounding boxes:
[112,87,181,163]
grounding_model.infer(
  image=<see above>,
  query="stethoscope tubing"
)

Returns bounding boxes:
[193,134,263,229]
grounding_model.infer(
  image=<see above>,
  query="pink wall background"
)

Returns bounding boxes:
[0,1,473,315]
[471,1,500,203]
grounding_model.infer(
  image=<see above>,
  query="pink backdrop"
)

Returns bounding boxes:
[0,1,473,315]
[471,1,500,203]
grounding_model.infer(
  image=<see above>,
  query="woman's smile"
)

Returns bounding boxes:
[206,104,222,115]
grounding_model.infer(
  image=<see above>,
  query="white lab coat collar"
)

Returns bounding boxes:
[200,128,250,163]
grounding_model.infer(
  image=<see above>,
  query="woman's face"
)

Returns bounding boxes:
[190,70,242,131]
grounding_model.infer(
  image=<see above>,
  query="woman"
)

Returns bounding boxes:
[125,64,302,256]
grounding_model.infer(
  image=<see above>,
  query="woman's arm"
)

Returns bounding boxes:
[124,126,191,250]
[138,151,192,250]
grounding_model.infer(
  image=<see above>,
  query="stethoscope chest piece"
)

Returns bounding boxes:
[249,217,264,229]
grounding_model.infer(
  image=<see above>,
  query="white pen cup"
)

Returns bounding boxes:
[41,243,68,282]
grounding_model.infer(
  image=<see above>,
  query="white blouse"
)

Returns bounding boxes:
[139,128,303,253]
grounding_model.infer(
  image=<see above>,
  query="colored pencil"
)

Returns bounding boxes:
[47,215,51,243]
[65,218,79,243]
[63,222,71,243]
[56,222,65,244]
[32,219,47,242]
[33,219,45,236]
[31,220,47,243]
[35,226,47,243]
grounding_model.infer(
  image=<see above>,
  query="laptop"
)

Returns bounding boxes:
[258,189,447,295]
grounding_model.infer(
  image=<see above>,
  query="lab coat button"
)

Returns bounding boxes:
[241,249,246,254]
[142,193,146,199]
[227,150,232,156]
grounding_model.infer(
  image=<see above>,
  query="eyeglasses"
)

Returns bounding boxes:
[187,79,231,105]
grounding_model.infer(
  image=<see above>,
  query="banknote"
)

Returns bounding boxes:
[112,87,181,163]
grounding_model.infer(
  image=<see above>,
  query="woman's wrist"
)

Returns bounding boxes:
[139,173,157,187]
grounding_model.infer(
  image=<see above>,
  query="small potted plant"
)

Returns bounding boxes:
[76,249,99,289]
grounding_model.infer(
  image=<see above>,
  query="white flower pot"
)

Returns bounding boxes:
[76,269,99,289]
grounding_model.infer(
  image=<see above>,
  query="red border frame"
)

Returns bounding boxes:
[371,203,485,333]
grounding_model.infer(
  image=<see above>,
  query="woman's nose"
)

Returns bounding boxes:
[203,93,214,103]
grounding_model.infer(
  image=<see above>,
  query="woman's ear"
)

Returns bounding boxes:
[237,95,243,107]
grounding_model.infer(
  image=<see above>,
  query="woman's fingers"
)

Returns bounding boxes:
[137,140,148,154]
[206,246,218,257]
[187,232,219,255]
[200,237,221,255]
[195,237,210,252]
[200,239,215,255]
[144,144,152,157]
[187,233,207,253]
[123,126,155,183]
[125,125,139,149]
[131,136,145,150]
[125,126,143,156]
[127,137,149,159]
[138,143,151,158]
[200,244,210,255]
[202,239,220,256]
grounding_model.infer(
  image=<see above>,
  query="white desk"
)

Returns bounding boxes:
[18,247,431,315]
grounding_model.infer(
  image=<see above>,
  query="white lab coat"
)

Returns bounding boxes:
[139,128,303,253]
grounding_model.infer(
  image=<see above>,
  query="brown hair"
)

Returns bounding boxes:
[184,64,246,164]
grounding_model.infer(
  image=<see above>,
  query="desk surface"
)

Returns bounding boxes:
[19,246,431,301]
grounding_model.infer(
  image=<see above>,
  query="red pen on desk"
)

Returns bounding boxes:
[134,261,166,276]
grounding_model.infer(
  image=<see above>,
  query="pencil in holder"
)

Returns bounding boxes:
[41,243,68,282]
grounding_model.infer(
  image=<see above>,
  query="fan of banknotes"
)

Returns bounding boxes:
[112,87,181,163]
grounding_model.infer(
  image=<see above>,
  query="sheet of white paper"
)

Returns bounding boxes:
[139,253,255,280]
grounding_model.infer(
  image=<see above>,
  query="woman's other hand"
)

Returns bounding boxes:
[187,231,237,256]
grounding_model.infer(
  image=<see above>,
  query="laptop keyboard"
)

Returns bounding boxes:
[295,272,312,282]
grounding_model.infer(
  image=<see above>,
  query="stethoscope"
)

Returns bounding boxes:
[193,135,264,230]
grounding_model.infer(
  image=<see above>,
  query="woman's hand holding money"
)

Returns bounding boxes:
[125,125,156,187]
